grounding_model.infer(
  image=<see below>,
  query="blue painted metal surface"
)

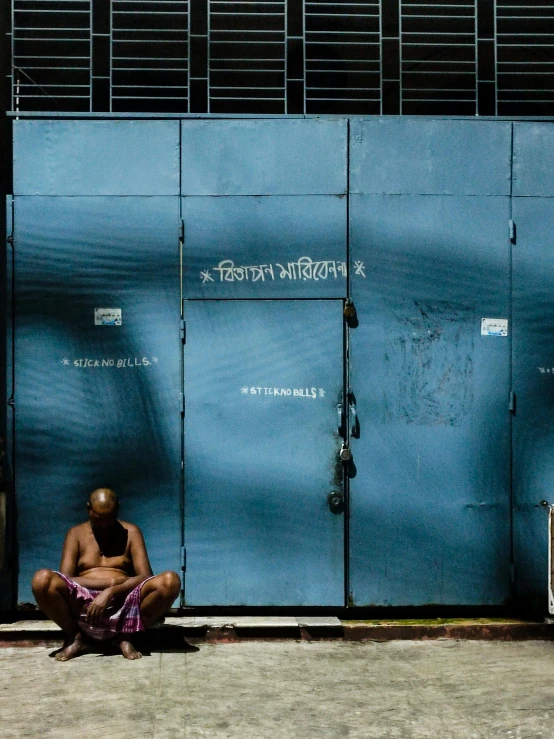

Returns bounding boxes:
[10,115,550,609]
[183,300,345,606]
[14,196,181,602]
[349,194,512,605]
[512,196,554,599]
[513,123,554,197]
[350,119,512,196]
[13,120,180,196]
[182,196,347,299]
[1,197,14,611]
[181,119,347,195]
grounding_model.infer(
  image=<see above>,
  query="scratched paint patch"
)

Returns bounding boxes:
[385,300,474,426]
[94,308,121,326]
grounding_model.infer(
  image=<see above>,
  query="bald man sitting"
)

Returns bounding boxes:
[31,488,181,661]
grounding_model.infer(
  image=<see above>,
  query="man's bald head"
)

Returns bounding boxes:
[88,488,119,529]
[89,488,118,512]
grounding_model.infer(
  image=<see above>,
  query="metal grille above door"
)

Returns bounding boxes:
[7,0,554,115]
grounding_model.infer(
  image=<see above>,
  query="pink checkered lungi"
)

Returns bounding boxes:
[55,571,154,641]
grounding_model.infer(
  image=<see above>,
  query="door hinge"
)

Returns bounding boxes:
[509,220,516,244]
[509,390,516,414]
[7,396,14,408]
[180,319,186,343]
[180,392,185,415]
[180,546,187,572]
[179,219,185,242]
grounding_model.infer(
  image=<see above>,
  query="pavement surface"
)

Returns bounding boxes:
[2,640,554,738]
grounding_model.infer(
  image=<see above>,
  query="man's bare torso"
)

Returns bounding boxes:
[70,520,139,590]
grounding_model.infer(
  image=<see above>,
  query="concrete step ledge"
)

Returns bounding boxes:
[1,617,553,646]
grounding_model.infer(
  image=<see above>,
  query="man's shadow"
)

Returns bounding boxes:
[92,521,128,558]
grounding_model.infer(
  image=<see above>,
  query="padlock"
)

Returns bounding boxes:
[343,299,356,319]
[339,443,352,462]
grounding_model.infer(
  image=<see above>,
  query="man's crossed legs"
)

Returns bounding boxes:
[32,570,181,661]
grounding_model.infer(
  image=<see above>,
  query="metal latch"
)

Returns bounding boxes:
[508,390,516,414]
[509,220,516,244]
[337,403,345,438]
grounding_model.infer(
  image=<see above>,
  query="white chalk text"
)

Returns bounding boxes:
[200,256,365,284]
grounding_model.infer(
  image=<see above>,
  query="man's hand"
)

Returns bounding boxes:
[86,587,115,626]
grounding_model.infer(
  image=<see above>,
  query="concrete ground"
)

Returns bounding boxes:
[2,640,554,739]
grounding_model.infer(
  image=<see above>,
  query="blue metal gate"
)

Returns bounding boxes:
[180,118,348,605]
[10,116,554,609]
[12,121,182,602]
[512,123,554,601]
[348,119,513,605]
[183,300,345,605]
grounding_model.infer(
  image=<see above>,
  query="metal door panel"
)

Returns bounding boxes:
[349,194,511,605]
[350,119,512,196]
[1,197,14,611]
[15,196,181,602]
[550,507,554,614]
[181,119,347,195]
[183,300,344,606]
[513,123,554,197]
[182,196,347,299]
[512,197,554,598]
[13,120,180,196]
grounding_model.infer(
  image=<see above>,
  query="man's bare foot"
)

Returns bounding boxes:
[117,636,142,660]
[54,632,90,662]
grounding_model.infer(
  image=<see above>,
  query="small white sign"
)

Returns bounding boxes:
[95,308,122,326]
[481,318,508,337]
